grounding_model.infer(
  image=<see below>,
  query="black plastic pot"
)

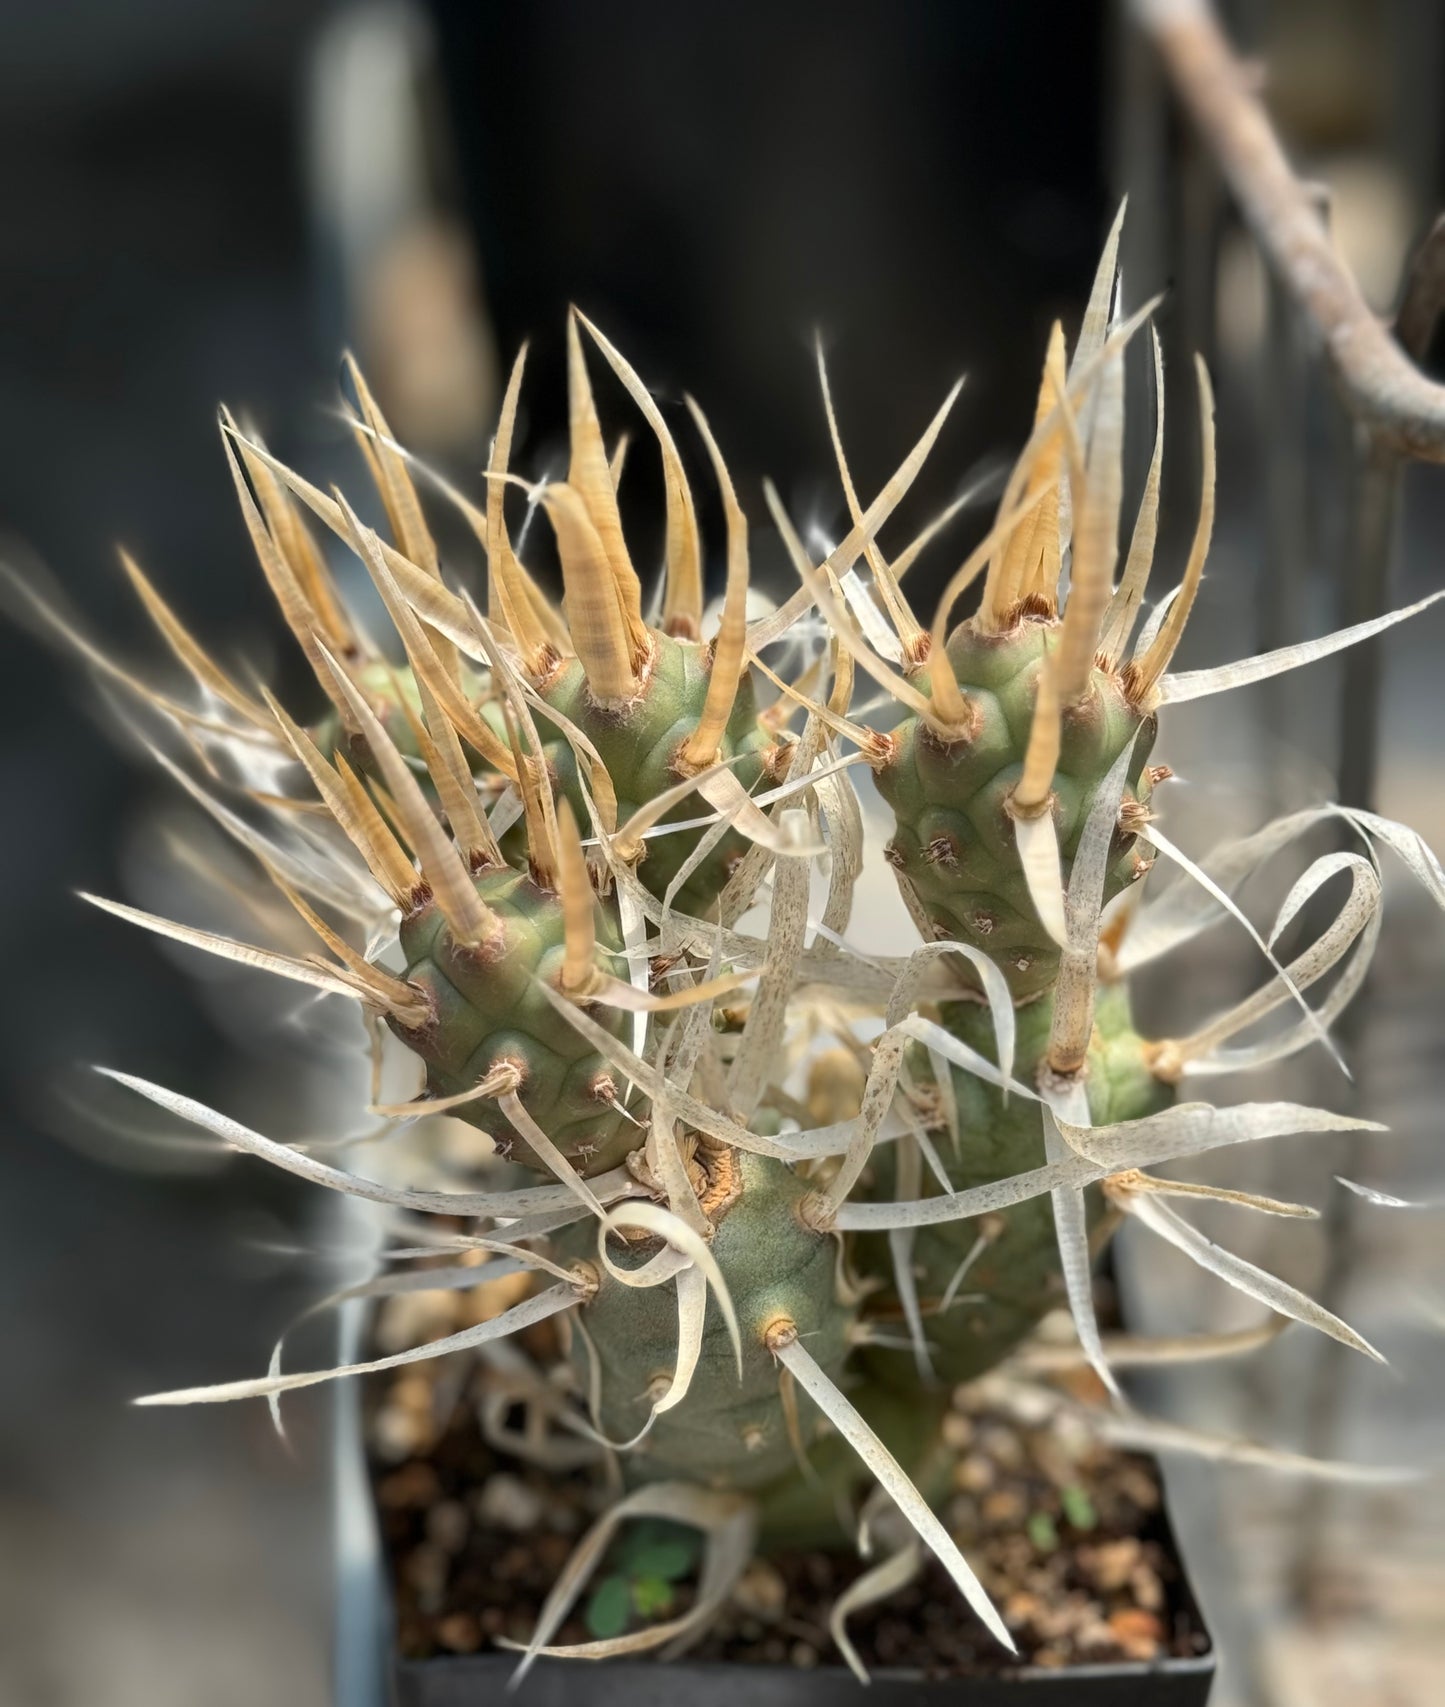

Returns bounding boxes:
[387,1650,1214,1707]
[331,1346,1215,1707]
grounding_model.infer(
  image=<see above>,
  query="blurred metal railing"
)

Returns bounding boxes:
[1124,0,1445,1658]
[1135,0,1445,463]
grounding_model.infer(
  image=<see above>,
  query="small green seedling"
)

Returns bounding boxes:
[585,1521,704,1640]
[1061,1484,1098,1532]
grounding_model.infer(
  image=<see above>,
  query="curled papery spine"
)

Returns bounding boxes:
[79,891,422,1019]
[1128,356,1216,702]
[1053,341,1124,702]
[556,800,602,1000]
[219,416,357,731]
[1047,741,1141,1075]
[566,311,640,610]
[678,397,750,770]
[814,337,926,661]
[314,641,502,947]
[1108,1185,1383,1362]
[1152,851,1381,1078]
[1011,647,1062,816]
[768,1325,1016,1654]
[1098,326,1165,666]
[542,483,643,704]
[134,1282,581,1406]
[484,344,556,669]
[984,320,1067,620]
[118,548,272,728]
[575,310,704,638]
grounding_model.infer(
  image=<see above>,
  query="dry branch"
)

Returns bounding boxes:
[1134,0,1445,462]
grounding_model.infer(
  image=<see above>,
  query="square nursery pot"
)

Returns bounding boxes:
[330,1332,1216,1707]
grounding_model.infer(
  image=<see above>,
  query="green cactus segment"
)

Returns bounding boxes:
[314,659,494,774]
[564,1153,854,1489]
[860,985,1171,1388]
[875,614,1156,1002]
[385,864,638,1175]
[537,630,774,916]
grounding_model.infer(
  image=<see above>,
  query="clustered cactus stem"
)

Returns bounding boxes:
[26,207,1445,1673]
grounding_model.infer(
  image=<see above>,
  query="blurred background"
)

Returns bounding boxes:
[1,2,1442,1703]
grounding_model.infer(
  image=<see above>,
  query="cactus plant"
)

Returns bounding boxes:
[36,209,1445,1676]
